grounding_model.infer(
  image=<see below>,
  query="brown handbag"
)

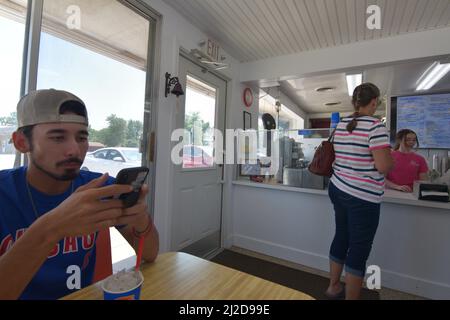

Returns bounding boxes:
[308,129,336,177]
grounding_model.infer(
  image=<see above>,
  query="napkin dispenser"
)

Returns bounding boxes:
[413,181,449,202]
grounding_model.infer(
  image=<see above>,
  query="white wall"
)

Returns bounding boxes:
[142,0,242,252]
[239,26,450,83]
[232,184,450,299]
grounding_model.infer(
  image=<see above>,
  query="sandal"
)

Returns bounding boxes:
[324,285,345,300]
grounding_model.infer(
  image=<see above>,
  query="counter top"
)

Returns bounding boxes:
[382,189,450,210]
[232,180,450,210]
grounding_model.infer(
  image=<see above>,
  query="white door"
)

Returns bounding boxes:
[171,55,226,257]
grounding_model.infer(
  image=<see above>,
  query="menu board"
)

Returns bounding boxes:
[397,93,450,149]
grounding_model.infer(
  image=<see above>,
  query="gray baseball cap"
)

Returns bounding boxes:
[17,89,89,129]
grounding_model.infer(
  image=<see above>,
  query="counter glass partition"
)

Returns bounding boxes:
[236,128,331,190]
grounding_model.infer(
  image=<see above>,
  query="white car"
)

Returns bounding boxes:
[81,147,142,178]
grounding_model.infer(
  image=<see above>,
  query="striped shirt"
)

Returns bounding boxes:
[330,116,391,203]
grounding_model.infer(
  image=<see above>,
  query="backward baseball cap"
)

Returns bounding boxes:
[17,89,89,129]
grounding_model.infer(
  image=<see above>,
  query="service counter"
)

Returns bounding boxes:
[230,180,450,299]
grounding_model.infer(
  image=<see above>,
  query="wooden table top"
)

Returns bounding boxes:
[62,252,314,300]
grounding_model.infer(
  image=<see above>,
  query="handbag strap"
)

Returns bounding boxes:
[328,113,365,143]
[328,128,337,143]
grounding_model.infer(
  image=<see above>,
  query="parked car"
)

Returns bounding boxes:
[183,145,214,168]
[82,147,141,178]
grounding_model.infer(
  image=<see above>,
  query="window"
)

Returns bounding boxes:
[94,150,107,159]
[37,0,151,178]
[107,150,124,162]
[37,0,157,270]
[258,90,305,156]
[258,90,304,132]
[122,149,140,162]
[183,76,216,169]
[0,0,27,170]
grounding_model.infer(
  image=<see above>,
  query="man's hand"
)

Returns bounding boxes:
[116,184,151,231]
[115,184,159,263]
[47,174,133,241]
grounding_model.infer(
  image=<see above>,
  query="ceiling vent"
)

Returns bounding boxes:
[325,102,341,106]
[316,87,335,93]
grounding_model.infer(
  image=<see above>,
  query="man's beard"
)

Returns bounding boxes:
[31,156,82,181]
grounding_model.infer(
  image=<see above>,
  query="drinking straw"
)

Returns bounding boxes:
[135,236,145,271]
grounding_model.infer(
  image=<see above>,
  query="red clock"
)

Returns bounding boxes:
[243,88,253,108]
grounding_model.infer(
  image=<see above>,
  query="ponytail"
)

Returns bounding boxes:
[346,112,360,133]
[347,83,380,133]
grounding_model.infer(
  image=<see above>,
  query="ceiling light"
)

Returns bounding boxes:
[346,73,362,96]
[416,61,450,91]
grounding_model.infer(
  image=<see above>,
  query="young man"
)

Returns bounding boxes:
[0,89,159,300]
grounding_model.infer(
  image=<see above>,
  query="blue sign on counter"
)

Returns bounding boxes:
[298,130,312,136]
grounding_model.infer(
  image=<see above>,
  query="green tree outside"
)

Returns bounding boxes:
[0,112,17,126]
[185,112,211,145]
[0,111,142,149]
[88,115,142,148]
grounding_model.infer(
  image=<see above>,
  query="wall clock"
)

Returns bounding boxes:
[243,88,253,108]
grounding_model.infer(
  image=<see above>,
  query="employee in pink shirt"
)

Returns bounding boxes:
[386,129,429,192]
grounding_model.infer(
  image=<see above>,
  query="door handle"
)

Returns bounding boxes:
[149,132,156,163]
[217,179,225,184]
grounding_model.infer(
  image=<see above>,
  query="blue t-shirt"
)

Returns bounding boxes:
[0,167,115,300]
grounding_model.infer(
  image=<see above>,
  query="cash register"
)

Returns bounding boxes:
[413,181,449,202]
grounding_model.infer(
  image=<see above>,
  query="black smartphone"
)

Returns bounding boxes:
[115,167,149,208]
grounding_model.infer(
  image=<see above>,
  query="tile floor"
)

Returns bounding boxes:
[228,246,427,300]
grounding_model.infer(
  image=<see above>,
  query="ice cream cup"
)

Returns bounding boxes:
[101,270,144,300]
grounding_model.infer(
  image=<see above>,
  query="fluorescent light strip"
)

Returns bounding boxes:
[346,74,362,96]
[416,63,450,91]
[415,62,438,86]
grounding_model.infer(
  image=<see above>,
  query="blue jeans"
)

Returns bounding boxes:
[328,182,380,277]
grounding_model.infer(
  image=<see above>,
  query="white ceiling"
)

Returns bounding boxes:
[281,73,351,113]
[163,0,450,115]
[163,0,450,63]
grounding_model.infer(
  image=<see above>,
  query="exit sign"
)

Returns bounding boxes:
[205,39,220,62]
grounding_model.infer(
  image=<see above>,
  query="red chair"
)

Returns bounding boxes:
[93,228,113,282]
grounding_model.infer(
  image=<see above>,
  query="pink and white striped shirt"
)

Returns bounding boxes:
[330,116,391,203]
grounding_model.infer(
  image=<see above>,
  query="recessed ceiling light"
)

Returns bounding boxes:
[325,102,342,106]
[316,87,335,93]
[346,73,363,96]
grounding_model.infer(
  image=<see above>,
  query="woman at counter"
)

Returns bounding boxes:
[326,83,394,300]
[386,129,429,192]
